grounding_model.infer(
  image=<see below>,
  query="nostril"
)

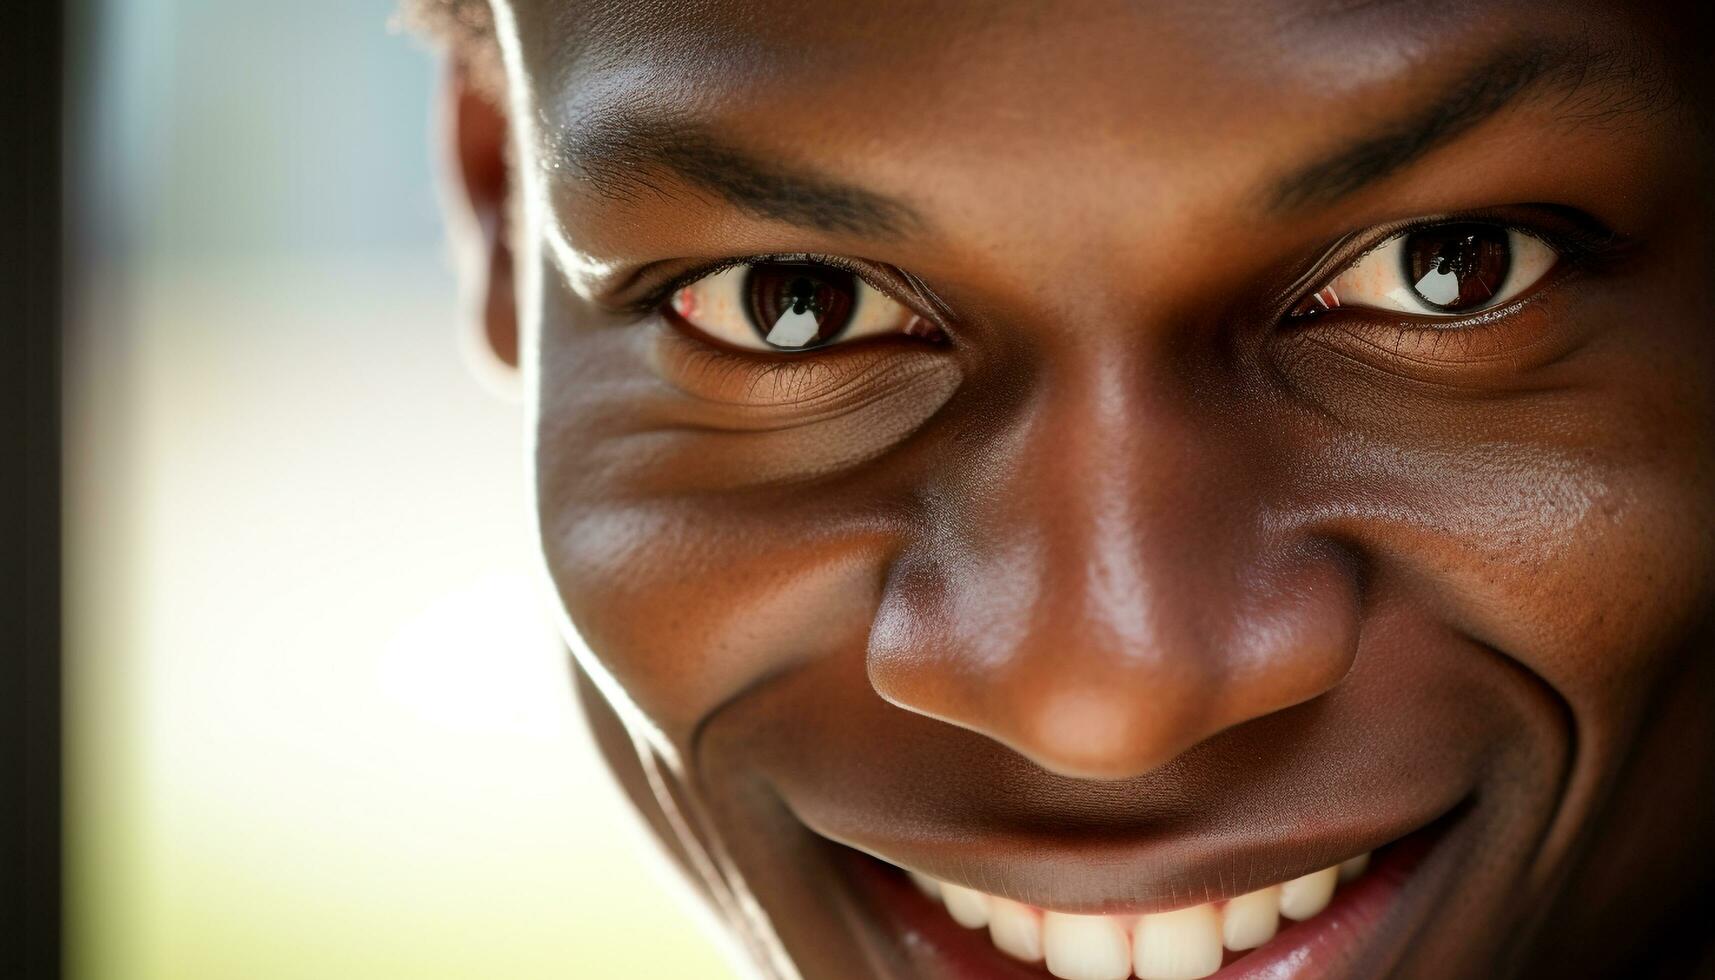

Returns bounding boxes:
[867,537,1365,782]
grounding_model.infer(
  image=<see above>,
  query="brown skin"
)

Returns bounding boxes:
[442,1,1715,976]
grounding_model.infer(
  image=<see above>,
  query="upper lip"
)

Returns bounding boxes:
[797,802,1449,916]
[739,658,1482,919]
[777,731,1470,917]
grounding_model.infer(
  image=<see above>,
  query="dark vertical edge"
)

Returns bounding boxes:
[1,1,65,978]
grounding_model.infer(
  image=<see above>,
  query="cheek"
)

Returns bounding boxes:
[1269,226,1715,719]
[1272,349,1715,725]
[529,289,957,742]
[544,500,888,744]
[1297,434,1714,705]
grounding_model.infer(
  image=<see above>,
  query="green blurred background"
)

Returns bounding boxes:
[63,2,737,976]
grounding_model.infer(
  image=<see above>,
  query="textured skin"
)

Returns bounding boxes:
[439,1,1715,976]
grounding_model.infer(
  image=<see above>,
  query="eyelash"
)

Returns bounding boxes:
[626,252,920,322]
[1279,209,1625,328]
[627,208,1627,341]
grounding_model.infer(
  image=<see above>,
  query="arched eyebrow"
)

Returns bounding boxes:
[551,113,925,239]
[554,34,1668,236]
[1265,35,1671,212]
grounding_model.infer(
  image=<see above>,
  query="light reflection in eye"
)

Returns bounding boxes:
[668,262,939,352]
[1295,224,1560,319]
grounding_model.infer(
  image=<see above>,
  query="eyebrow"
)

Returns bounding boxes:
[556,35,1664,235]
[1267,35,1666,211]
[552,112,925,238]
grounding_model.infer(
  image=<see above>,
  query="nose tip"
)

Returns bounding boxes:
[994,684,1214,781]
[867,550,1361,782]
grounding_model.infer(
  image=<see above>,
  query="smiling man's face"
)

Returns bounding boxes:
[440,0,1715,976]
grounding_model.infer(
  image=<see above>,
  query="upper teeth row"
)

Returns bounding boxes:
[905,853,1371,980]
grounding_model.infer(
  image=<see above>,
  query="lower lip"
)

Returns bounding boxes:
[834,820,1449,980]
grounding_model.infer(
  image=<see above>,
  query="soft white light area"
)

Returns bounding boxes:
[377,572,569,737]
[65,1,741,973]
[65,254,736,980]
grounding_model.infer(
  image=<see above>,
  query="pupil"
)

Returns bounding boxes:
[744,263,858,350]
[1403,223,1511,312]
[788,277,816,315]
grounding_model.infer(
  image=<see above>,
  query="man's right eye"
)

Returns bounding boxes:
[667,260,942,353]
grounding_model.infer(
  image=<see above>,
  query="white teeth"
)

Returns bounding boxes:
[1278,866,1339,921]
[941,883,992,929]
[988,897,1044,963]
[1220,884,1280,951]
[1133,904,1223,980]
[909,871,942,901]
[1042,912,1133,980]
[1338,853,1370,883]
[901,850,1373,976]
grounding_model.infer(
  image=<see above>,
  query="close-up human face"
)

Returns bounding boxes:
[454,1,1715,977]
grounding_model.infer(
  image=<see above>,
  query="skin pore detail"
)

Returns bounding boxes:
[420,0,1715,977]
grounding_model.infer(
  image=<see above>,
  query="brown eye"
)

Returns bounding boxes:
[1402,223,1510,312]
[1294,223,1558,320]
[744,263,858,350]
[669,261,937,353]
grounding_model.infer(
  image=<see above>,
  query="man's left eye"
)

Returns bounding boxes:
[1291,223,1561,319]
[667,260,939,352]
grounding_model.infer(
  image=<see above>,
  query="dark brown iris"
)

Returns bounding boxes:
[744,263,858,350]
[1402,223,1511,312]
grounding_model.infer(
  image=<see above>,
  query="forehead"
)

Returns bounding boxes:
[506,0,1654,121]
[499,0,1677,297]
[505,0,1665,200]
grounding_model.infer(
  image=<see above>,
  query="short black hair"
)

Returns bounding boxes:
[397,0,504,97]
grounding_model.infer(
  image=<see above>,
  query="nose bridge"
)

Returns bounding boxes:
[867,351,1359,780]
[1006,353,1204,651]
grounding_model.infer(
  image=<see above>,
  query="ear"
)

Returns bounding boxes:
[440,61,518,374]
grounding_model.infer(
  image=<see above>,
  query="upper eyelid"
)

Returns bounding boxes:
[629,253,933,323]
[1293,219,1593,322]
[1309,208,1620,285]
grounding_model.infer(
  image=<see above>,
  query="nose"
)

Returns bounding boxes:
[866,354,1360,781]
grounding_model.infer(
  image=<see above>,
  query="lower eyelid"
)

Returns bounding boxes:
[1285,273,1588,383]
[649,318,955,411]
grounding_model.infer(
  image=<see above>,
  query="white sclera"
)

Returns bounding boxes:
[670,263,920,351]
[1319,227,1558,317]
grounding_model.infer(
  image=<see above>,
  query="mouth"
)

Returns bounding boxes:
[828,810,1458,980]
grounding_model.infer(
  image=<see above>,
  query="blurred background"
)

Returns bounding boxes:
[62,1,735,976]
